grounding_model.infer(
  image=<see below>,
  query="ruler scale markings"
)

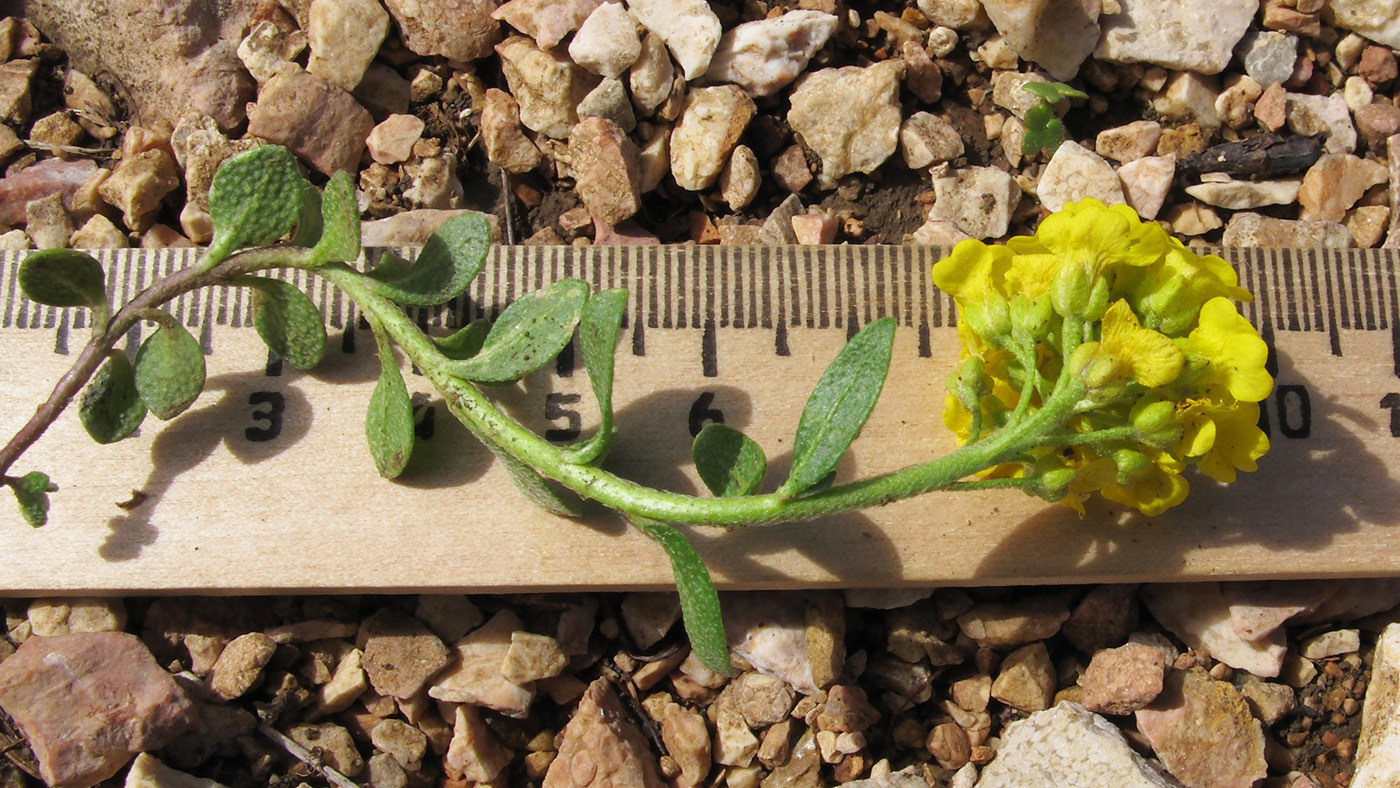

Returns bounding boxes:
[1305,249,1320,334]
[3,252,16,328]
[1348,251,1363,329]
[1323,249,1342,356]
[1282,251,1301,332]
[1387,248,1400,378]
[1362,252,1378,331]
[873,245,886,322]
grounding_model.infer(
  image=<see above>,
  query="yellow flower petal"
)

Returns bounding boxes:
[1101,465,1190,516]
[1183,297,1273,402]
[932,239,1013,306]
[1195,402,1270,483]
[1100,300,1184,388]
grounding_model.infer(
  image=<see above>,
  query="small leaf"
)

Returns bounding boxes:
[484,436,585,516]
[364,213,492,306]
[780,317,895,498]
[309,171,360,265]
[80,352,147,444]
[1023,81,1088,102]
[566,288,627,464]
[1022,103,1066,155]
[18,249,107,309]
[433,319,490,360]
[632,519,732,677]
[290,179,324,247]
[12,471,53,528]
[693,424,766,497]
[245,277,327,370]
[451,279,589,384]
[366,329,415,478]
[205,145,305,265]
[134,318,206,420]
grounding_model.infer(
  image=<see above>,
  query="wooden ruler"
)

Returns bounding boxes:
[1,245,1398,594]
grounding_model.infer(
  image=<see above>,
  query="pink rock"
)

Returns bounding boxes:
[790,213,838,244]
[1079,642,1167,715]
[1297,152,1388,222]
[544,678,665,788]
[481,88,544,174]
[594,217,660,245]
[0,632,196,788]
[1220,580,1330,641]
[247,68,375,175]
[492,0,601,50]
[1135,668,1267,788]
[384,0,502,61]
[1141,584,1286,677]
[361,609,451,700]
[0,157,99,225]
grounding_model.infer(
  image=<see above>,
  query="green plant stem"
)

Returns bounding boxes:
[323,264,1090,527]
[0,246,310,478]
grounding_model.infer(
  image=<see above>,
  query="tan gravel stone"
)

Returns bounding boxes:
[238,19,305,85]
[630,33,676,118]
[97,148,180,232]
[25,192,73,249]
[1299,152,1388,222]
[705,11,838,98]
[788,61,905,190]
[371,718,427,770]
[958,593,1072,650]
[386,0,500,60]
[670,86,755,192]
[1347,205,1390,248]
[981,0,1099,81]
[720,144,760,211]
[306,0,387,91]
[430,610,534,716]
[791,212,838,244]
[900,111,964,169]
[1079,642,1167,715]
[991,642,1056,713]
[493,0,599,50]
[0,59,36,125]
[365,114,425,165]
[1222,212,1354,248]
[70,214,128,248]
[361,609,452,701]
[27,598,126,636]
[205,632,276,701]
[628,0,722,81]
[312,647,367,716]
[496,36,600,140]
[1037,141,1125,212]
[446,704,512,782]
[658,701,711,788]
[503,631,569,684]
[568,1,641,79]
[568,117,642,226]
[1095,120,1162,163]
[288,723,364,777]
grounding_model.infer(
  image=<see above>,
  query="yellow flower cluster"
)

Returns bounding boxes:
[932,199,1272,516]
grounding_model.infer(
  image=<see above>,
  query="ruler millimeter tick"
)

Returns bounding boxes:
[0,245,1398,594]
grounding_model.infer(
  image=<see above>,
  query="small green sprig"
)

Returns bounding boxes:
[1021,80,1088,155]
[0,147,1270,675]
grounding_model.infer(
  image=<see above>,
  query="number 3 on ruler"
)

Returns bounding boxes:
[246,391,284,442]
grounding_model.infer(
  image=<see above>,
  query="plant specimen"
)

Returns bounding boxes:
[0,147,1272,673]
[1021,80,1088,155]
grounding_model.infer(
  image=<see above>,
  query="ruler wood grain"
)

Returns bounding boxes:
[1,245,1398,594]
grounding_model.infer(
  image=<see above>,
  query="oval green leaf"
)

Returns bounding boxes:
[1023,81,1088,102]
[205,145,305,265]
[779,317,896,498]
[309,170,361,265]
[364,213,492,306]
[290,178,324,248]
[632,519,732,677]
[18,249,107,309]
[366,333,415,479]
[134,318,207,420]
[693,423,767,497]
[1022,103,1066,155]
[433,318,490,360]
[12,470,53,528]
[245,277,327,370]
[483,436,584,517]
[565,288,628,464]
[80,352,147,444]
[451,279,589,384]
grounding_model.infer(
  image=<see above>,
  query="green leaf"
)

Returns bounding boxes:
[134,318,206,420]
[309,171,360,265]
[18,249,107,309]
[80,352,147,444]
[245,277,327,370]
[693,424,767,497]
[779,317,895,498]
[1023,81,1088,102]
[205,145,305,265]
[565,288,627,464]
[632,519,732,676]
[363,213,492,306]
[12,471,53,527]
[433,319,490,360]
[366,329,415,479]
[1022,103,1066,155]
[451,279,589,384]
[290,179,324,247]
[483,436,585,516]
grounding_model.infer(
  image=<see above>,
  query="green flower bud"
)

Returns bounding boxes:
[962,295,1012,346]
[1083,276,1111,321]
[1052,262,1092,318]
[1011,294,1054,341]
[1130,398,1184,446]
[1137,276,1186,332]
[1069,341,1120,390]
[950,355,987,414]
[1111,448,1153,485]
[1037,467,1078,501]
